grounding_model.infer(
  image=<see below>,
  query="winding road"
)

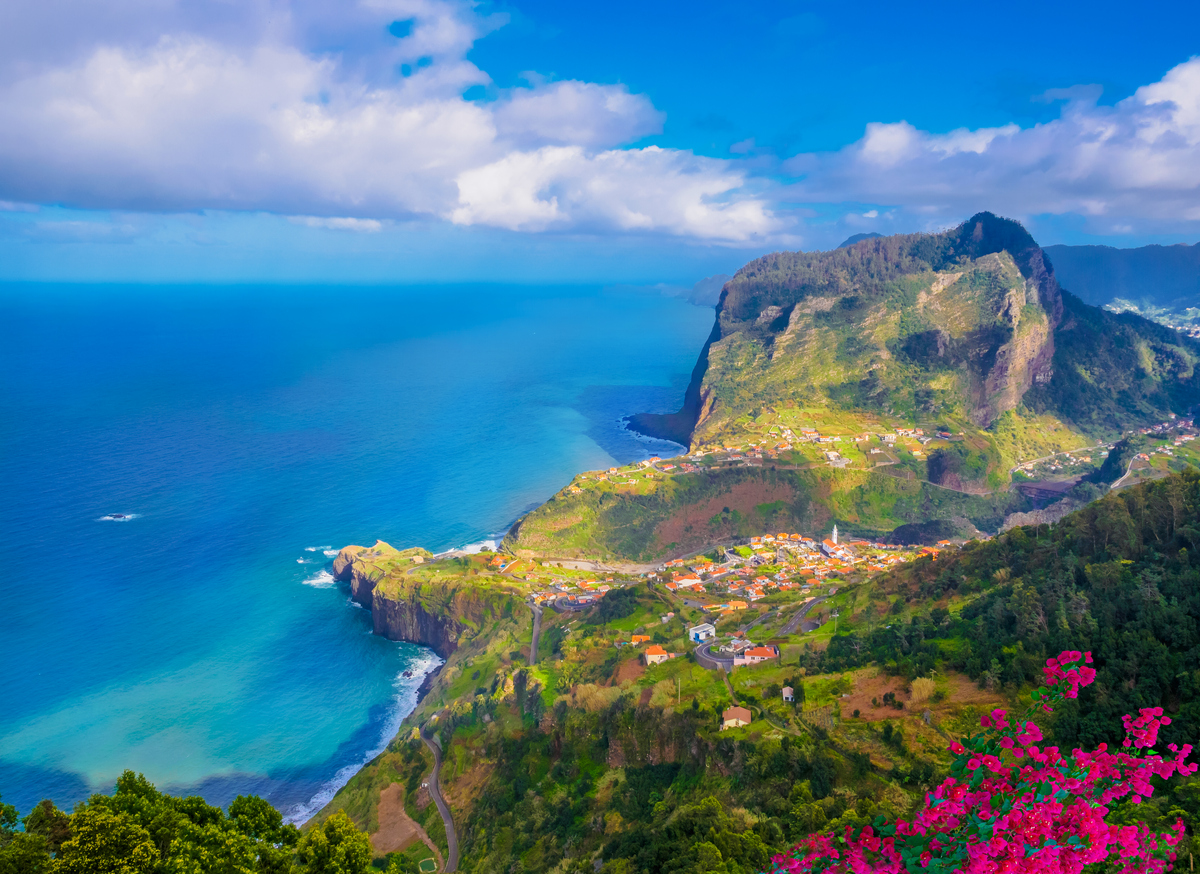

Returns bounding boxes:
[419,723,459,872]
[692,597,828,670]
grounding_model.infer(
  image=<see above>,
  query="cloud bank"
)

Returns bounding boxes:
[785,57,1200,234]
[1,1,1199,246]
[0,0,780,243]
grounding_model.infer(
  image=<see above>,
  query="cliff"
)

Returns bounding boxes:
[331,542,519,658]
[631,213,1073,449]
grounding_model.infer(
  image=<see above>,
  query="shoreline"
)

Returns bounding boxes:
[289,643,443,825]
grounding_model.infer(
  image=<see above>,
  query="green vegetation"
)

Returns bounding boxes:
[508,465,1028,561]
[600,215,1200,564]
[329,469,1200,874]
[0,772,339,874]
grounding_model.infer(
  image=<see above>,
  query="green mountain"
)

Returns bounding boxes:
[634,213,1200,448]
[510,214,1200,561]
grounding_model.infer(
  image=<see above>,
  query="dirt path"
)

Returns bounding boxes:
[420,723,459,872]
[371,783,444,870]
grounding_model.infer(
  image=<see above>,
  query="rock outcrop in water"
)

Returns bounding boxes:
[330,541,518,657]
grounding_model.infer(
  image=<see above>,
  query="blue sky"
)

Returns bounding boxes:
[1,0,1199,284]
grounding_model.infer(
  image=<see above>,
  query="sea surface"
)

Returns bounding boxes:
[0,282,712,819]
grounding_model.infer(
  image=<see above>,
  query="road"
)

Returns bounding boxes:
[529,602,542,665]
[1009,443,1108,475]
[781,596,828,635]
[693,597,828,671]
[419,723,459,873]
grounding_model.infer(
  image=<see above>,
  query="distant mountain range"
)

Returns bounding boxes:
[1047,242,1200,311]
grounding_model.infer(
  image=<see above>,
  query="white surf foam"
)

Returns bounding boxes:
[434,536,503,558]
[296,558,312,564]
[97,513,140,522]
[323,549,339,557]
[284,648,444,825]
[301,570,336,589]
[304,545,332,552]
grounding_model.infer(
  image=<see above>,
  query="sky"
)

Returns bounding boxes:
[1,0,1199,284]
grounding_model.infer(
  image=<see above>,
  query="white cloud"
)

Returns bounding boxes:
[290,216,384,232]
[0,0,775,243]
[452,145,782,241]
[785,56,1200,231]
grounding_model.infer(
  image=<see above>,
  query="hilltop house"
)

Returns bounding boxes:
[643,645,675,666]
[630,634,650,645]
[722,706,752,730]
[782,686,795,702]
[689,623,716,642]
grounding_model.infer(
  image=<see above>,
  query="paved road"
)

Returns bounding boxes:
[419,723,459,872]
[781,596,828,636]
[694,642,734,671]
[529,602,543,665]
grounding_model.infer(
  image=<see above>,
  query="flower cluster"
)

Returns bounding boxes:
[769,651,1196,874]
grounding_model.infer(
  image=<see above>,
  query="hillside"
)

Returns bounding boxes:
[315,471,1200,874]
[509,215,1200,562]
[634,213,1200,450]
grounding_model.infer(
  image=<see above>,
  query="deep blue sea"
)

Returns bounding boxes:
[0,282,711,819]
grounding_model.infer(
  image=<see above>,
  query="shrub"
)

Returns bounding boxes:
[909,677,936,704]
[767,651,1195,874]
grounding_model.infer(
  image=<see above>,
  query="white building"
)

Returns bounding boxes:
[690,623,716,642]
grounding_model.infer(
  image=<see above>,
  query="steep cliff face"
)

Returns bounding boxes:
[331,541,518,658]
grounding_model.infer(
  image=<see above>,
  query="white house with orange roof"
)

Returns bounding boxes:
[643,645,675,665]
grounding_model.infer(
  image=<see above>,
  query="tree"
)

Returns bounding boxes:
[23,799,71,855]
[294,811,372,874]
[56,807,158,874]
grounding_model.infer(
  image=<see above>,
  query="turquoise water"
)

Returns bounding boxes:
[0,283,711,818]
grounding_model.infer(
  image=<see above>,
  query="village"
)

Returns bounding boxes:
[561,421,982,498]
[476,521,938,733]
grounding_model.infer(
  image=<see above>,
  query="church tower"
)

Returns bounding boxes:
[832,524,838,545]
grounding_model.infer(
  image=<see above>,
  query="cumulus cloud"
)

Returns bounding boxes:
[0,0,779,243]
[785,57,1200,231]
[452,146,778,240]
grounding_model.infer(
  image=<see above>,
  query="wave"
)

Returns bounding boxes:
[434,535,504,558]
[296,558,312,564]
[97,513,140,522]
[284,648,444,825]
[323,549,339,557]
[301,570,336,589]
[304,545,332,552]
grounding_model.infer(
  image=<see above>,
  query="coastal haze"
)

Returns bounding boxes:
[0,283,711,815]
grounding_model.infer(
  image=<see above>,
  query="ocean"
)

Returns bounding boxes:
[0,282,712,819]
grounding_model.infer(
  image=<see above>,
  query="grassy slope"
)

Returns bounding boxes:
[506,465,1028,561]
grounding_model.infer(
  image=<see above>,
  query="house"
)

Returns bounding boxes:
[690,623,717,642]
[734,645,780,666]
[782,686,795,703]
[722,706,752,730]
[643,645,675,665]
[630,634,650,645]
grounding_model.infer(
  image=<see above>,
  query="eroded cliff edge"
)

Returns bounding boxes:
[332,542,521,657]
